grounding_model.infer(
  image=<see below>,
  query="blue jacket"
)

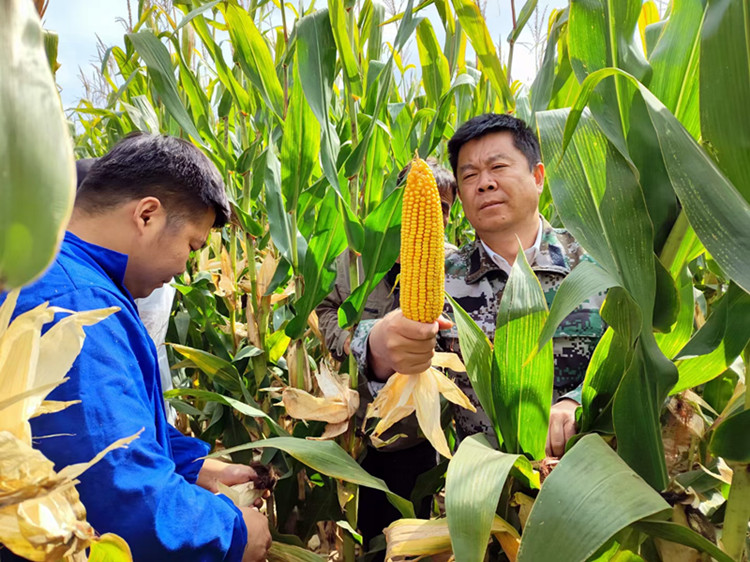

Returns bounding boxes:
[2,233,246,561]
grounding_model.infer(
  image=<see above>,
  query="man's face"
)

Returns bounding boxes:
[456,131,544,239]
[125,206,215,299]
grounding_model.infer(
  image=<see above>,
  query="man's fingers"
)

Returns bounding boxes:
[437,315,453,330]
[549,417,566,458]
[545,428,553,457]
[562,416,577,444]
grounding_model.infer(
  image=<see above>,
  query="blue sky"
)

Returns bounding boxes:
[44,0,567,111]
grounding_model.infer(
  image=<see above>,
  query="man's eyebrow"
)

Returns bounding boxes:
[458,153,510,173]
[484,152,509,163]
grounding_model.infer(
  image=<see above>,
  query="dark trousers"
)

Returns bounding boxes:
[358,440,437,560]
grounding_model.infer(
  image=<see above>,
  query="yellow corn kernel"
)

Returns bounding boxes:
[400,157,445,323]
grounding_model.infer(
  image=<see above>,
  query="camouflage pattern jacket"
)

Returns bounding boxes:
[352,218,606,443]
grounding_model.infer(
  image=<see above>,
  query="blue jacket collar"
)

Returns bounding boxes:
[64,231,130,295]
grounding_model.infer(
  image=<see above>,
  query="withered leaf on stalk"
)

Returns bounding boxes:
[281,363,359,440]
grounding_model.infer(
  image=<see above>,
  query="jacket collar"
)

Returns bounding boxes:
[63,231,131,296]
[465,217,571,284]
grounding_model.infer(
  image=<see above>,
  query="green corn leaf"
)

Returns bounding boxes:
[170,344,244,394]
[445,435,529,562]
[492,244,554,459]
[416,18,450,106]
[709,409,750,463]
[654,266,694,360]
[700,0,750,203]
[446,294,496,443]
[164,388,287,436]
[268,541,326,562]
[568,0,650,160]
[286,193,347,339]
[646,0,706,138]
[215,437,415,518]
[328,0,362,97]
[222,3,284,121]
[538,259,618,351]
[507,0,539,44]
[450,0,514,109]
[538,108,676,488]
[189,13,251,113]
[173,0,222,33]
[555,67,750,293]
[632,521,734,562]
[517,434,671,562]
[530,8,569,117]
[281,60,320,213]
[338,187,403,328]
[297,8,342,196]
[126,31,203,143]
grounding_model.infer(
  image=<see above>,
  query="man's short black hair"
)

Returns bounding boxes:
[76,133,231,228]
[397,157,457,201]
[75,158,99,188]
[447,113,541,176]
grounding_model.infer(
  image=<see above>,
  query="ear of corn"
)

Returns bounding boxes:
[400,157,445,324]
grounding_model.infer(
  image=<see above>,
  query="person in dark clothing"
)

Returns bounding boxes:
[316,159,457,559]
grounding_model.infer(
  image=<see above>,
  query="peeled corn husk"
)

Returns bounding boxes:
[0,290,134,560]
[366,353,475,458]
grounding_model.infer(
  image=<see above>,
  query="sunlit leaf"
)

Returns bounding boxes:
[0,0,75,289]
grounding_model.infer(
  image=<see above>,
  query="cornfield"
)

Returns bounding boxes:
[1,0,749,560]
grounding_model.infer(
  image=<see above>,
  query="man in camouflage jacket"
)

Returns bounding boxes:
[316,160,457,556]
[352,113,605,457]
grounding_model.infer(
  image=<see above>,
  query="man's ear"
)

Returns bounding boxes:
[533,162,545,193]
[132,197,164,233]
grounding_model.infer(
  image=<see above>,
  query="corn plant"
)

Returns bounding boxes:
[63,0,750,560]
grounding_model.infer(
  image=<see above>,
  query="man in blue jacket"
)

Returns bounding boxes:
[2,134,271,561]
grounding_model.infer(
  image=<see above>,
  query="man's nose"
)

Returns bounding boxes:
[477,171,497,193]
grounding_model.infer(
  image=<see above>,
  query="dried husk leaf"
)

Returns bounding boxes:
[57,430,142,481]
[0,289,20,337]
[0,431,56,505]
[280,367,359,439]
[0,430,140,561]
[0,380,66,416]
[367,367,475,459]
[412,369,450,458]
[257,252,279,301]
[312,421,349,440]
[0,483,95,561]
[431,352,466,372]
[0,303,55,442]
[215,247,235,300]
[281,388,353,424]
[384,516,519,561]
[30,400,80,418]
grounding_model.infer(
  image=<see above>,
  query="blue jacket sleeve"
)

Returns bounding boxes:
[168,425,208,484]
[29,288,247,562]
